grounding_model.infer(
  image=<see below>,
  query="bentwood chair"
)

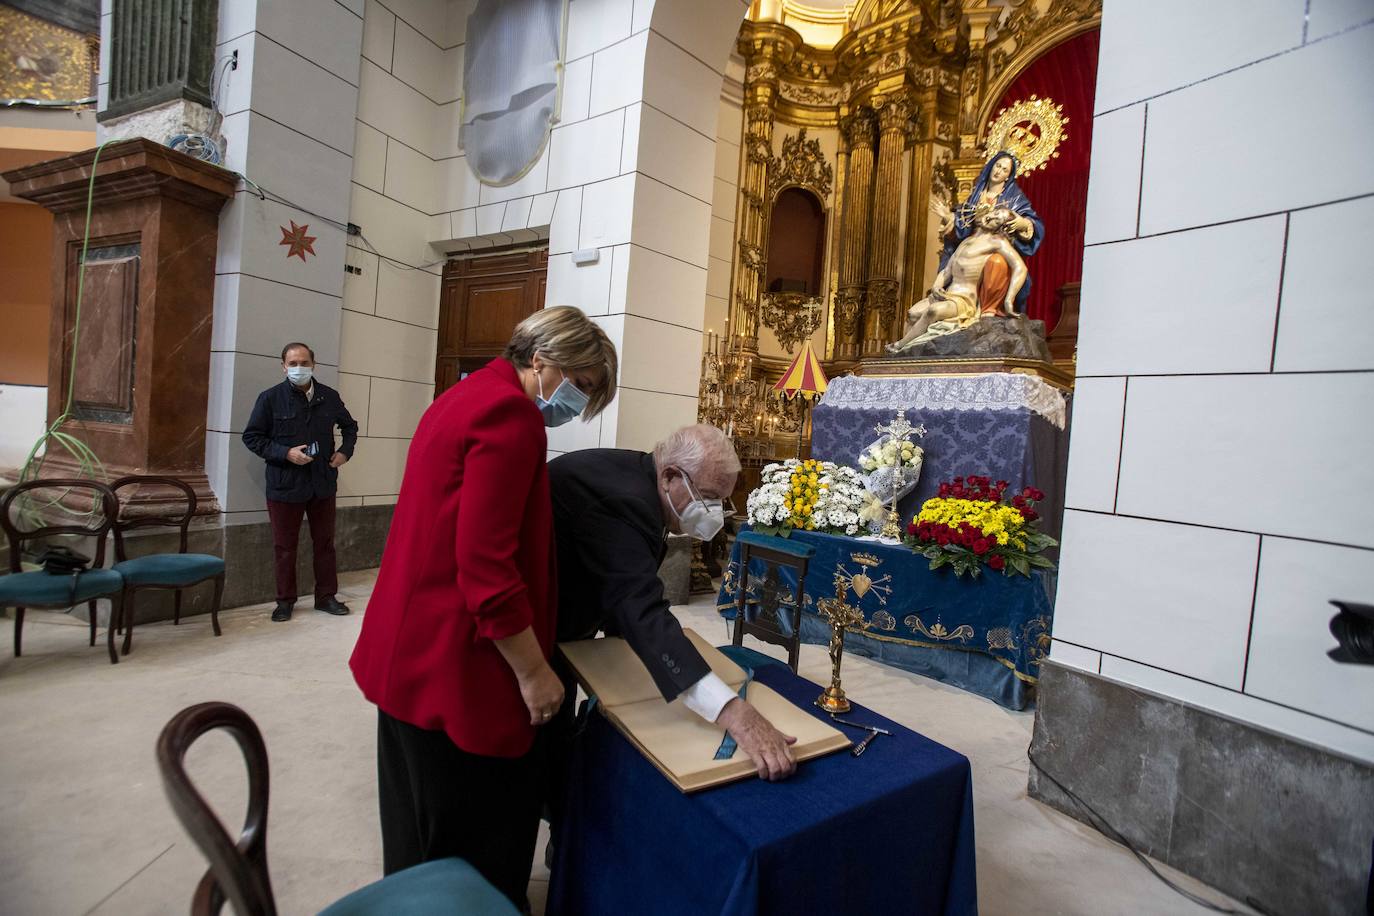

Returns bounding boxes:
[157,702,519,916]
[110,476,224,658]
[731,530,815,672]
[0,478,126,664]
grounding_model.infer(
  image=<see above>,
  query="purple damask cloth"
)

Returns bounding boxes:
[809,374,1071,543]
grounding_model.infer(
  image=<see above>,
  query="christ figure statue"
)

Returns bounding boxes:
[887,205,1029,353]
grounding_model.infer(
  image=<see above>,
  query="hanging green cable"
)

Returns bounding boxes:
[17,141,111,512]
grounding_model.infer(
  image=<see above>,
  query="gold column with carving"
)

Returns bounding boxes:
[730,95,775,356]
[834,108,875,360]
[862,92,913,357]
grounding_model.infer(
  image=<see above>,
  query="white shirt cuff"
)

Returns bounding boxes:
[681,672,738,723]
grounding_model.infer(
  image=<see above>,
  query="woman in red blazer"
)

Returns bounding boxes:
[349,305,617,909]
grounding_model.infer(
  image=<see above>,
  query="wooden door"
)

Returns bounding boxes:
[435,248,548,397]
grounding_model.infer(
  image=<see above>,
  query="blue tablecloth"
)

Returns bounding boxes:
[547,662,977,916]
[810,373,1070,542]
[718,528,1054,709]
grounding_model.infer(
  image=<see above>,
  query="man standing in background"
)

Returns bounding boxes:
[243,342,359,622]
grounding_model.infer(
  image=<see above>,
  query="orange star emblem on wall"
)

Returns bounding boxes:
[279,221,317,261]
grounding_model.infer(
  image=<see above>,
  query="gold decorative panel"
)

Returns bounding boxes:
[0,6,98,101]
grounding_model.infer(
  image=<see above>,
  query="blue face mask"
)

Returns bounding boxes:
[537,370,589,428]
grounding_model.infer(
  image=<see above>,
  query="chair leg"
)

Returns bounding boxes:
[210,575,224,637]
[108,592,122,664]
[88,600,98,647]
[13,607,23,658]
[121,589,136,657]
[173,590,182,626]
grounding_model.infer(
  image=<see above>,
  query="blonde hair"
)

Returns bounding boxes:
[504,305,619,418]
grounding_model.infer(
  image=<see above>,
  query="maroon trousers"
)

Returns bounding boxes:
[266,496,338,602]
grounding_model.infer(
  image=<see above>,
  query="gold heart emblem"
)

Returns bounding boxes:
[850,573,872,599]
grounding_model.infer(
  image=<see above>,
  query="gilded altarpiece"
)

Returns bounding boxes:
[710,0,1100,455]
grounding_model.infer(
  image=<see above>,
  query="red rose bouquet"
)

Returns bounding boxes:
[904,475,1057,578]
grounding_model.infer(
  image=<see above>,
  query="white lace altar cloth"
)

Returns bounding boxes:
[818,373,1067,430]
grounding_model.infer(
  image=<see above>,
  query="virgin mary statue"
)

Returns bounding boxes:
[938,150,1044,314]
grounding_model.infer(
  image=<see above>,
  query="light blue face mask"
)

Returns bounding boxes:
[537,370,589,428]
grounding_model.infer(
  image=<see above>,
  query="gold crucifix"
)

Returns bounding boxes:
[815,575,871,714]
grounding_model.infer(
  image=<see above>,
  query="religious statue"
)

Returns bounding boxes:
[936,150,1044,313]
[887,204,1028,352]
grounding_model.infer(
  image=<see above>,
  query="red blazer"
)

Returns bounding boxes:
[350,358,555,758]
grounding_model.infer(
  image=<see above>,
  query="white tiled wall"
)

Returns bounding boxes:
[1058,1,1374,762]
[203,0,364,512]
[199,0,752,497]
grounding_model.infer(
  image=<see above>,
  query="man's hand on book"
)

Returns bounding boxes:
[718,698,798,781]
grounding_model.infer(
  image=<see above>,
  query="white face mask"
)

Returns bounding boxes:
[668,471,725,541]
[286,365,313,386]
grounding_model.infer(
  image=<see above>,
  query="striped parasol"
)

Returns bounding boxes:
[772,339,828,400]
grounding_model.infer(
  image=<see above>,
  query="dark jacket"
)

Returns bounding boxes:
[548,448,710,703]
[242,379,358,503]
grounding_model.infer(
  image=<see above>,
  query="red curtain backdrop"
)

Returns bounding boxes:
[991,29,1100,331]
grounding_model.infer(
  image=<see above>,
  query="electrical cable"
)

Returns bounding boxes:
[1026,749,1278,916]
[17,142,111,522]
[235,172,444,275]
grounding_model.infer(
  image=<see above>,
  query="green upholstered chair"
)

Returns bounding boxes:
[0,478,126,664]
[731,530,817,672]
[110,476,224,658]
[157,702,519,916]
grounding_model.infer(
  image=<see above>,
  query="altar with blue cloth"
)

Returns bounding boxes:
[810,372,1070,541]
[718,527,1054,709]
[547,660,977,916]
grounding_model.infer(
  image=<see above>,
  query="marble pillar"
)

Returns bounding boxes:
[3,138,236,516]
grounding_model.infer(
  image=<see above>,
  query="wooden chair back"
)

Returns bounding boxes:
[109,475,197,560]
[156,702,277,916]
[0,479,118,574]
[732,533,814,673]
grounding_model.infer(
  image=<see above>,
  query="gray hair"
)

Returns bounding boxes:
[653,424,740,482]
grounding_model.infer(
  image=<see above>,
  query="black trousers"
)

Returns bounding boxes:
[376,710,545,911]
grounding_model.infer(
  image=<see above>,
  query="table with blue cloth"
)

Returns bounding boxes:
[810,372,1070,541]
[547,658,977,916]
[717,528,1054,709]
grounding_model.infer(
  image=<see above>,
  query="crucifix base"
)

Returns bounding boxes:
[816,684,852,715]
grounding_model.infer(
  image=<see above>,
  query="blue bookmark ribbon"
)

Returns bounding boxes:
[713,667,755,760]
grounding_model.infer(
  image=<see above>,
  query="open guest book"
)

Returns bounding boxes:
[558,629,851,792]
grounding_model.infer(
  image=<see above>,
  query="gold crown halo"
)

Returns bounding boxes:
[984,94,1069,174]
[850,552,881,568]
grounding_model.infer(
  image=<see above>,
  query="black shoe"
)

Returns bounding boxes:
[315,595,351,616]
[271,601,294,622]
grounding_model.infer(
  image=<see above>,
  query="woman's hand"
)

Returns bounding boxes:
[517,662,565,725]
[493,626,565,725]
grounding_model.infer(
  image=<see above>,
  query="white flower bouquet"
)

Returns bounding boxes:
[745,458,869,537]
[857,434,924,511]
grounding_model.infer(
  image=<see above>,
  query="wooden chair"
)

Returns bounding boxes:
[0,478,126,664]
[157,702,520,916]
[731,530,816,673]
[110,476,224,658]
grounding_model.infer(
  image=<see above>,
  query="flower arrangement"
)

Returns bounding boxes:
[746,458,868,537]
[904,475,1057,577]
[857,436,923,474]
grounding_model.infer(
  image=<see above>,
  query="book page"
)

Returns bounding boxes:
[559,629,851,792]
[558,628,747,707]
[609,681,851,791]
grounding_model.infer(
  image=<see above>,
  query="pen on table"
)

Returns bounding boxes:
[830,716,893,736]
[851,731,880,757]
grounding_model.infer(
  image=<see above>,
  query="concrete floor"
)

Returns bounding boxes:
[0,569,1248,915]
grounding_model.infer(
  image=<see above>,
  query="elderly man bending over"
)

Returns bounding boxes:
[548,423,797,782]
